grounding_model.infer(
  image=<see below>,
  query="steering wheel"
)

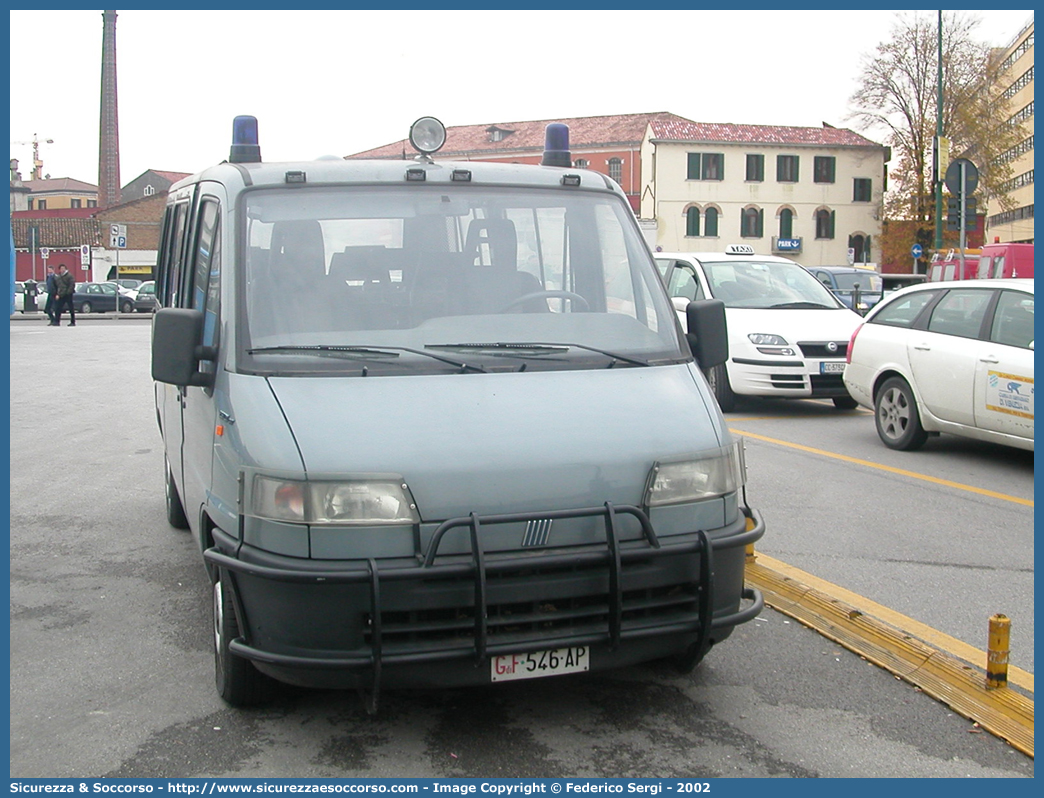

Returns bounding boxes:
[500,290,590,313]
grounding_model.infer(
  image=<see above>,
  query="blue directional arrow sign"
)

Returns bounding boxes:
[911,243,923,259]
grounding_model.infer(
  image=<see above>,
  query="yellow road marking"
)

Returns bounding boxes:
[730,428,1033,507]
[755,553,1034,692]
[747,555,1034,756]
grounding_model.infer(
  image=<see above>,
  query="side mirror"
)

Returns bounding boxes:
[685,298,728,369]
[152,307,212,386]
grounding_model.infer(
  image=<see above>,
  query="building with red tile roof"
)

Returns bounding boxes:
[641,116,889,266]
[349,112,889,265]
[348,112,683,213]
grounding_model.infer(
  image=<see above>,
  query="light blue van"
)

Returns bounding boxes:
[151,116,764,709]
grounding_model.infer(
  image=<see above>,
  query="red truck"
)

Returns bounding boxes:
[927,242,1033,282]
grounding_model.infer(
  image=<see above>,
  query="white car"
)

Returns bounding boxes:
[656,246,863,411]
[843,278,1034,452]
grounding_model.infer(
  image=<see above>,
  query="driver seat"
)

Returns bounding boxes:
[462,219,544,313]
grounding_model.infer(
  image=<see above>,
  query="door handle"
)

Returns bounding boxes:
[979,356,1000,364]
[913,344,931,351]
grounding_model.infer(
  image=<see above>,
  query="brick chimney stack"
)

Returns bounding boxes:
[98,9,121,209]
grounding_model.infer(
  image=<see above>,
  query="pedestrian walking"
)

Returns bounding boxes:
[43,266,57,323]
[51,265,76,326]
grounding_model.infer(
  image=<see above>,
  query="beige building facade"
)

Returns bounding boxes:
[986,19,1034,244]
[639,119,888,268]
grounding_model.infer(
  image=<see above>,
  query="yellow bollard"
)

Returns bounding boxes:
[986,614,1010,690]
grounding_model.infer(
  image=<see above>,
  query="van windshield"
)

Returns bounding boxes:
[702,260,841,309]
[239,185,687,374]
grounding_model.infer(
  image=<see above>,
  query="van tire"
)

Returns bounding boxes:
[705,363,737,412]
[165,460,190,530]
[832,394,859,410]
[874,376,928,450]
[669,642,709,674]
[214,574,271,706]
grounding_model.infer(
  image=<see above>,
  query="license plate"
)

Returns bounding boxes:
[491,646,590,682]
[820,361,845,374]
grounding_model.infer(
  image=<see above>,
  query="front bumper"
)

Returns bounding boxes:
[204,503,765,694]
[729,356,849,398]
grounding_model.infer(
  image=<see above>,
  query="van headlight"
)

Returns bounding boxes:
[644,441,746,507]
[249,474,420,526]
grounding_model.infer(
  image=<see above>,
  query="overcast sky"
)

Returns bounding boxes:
[8,9,1034,186]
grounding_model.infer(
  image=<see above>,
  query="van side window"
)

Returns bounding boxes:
[158,203,190,308]
[192,200,221,356]
[992,255,1006,279]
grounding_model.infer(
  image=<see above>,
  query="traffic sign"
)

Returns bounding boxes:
[109,223,128,249]
[80,245,90,265]
[911,244,923,259]
[944,158,979,196]
[40,247,49,260]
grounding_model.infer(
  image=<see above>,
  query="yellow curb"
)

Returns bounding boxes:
[746,554,1033,758]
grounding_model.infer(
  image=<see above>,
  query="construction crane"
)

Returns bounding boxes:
[12,133,54,180]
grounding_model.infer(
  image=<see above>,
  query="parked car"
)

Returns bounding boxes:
[656,246,863,411]
[13,280,45,313]
[844,278,1034,452]
[133,280,157,312]
[808,266,883,315]
[105,280,139,301]
[72,282,135,314]
[882,273,928,295]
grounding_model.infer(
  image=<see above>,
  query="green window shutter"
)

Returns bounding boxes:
[780,209,793,238]
[703,153,723,180]
[829,210,836,239]
[747,154,764,182]
[705,207,718,237]
[686,207,700,237]
[757,209,764,238]
[687,153,700,180]
[814,156,836,183]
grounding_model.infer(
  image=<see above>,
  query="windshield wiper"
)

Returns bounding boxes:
[249,345,401,359]
[426,341,650,368]
[768,301,834,309]
[249,345,486,373]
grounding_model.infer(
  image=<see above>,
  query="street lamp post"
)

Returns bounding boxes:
[934,10,944,256]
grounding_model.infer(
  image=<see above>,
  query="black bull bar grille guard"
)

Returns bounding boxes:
[204,503,765,707]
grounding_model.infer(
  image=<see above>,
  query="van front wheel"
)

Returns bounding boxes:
[165,460,190,530]
[214,574,271,706]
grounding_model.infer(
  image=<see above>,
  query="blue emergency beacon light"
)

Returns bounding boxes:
[230,115,262,164]
[541,123,572,167]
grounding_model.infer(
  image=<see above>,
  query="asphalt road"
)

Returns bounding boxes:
[8,318,1034,779]
[727,397,1035,674]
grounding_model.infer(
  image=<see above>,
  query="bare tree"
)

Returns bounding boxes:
[848,11,1025,260]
